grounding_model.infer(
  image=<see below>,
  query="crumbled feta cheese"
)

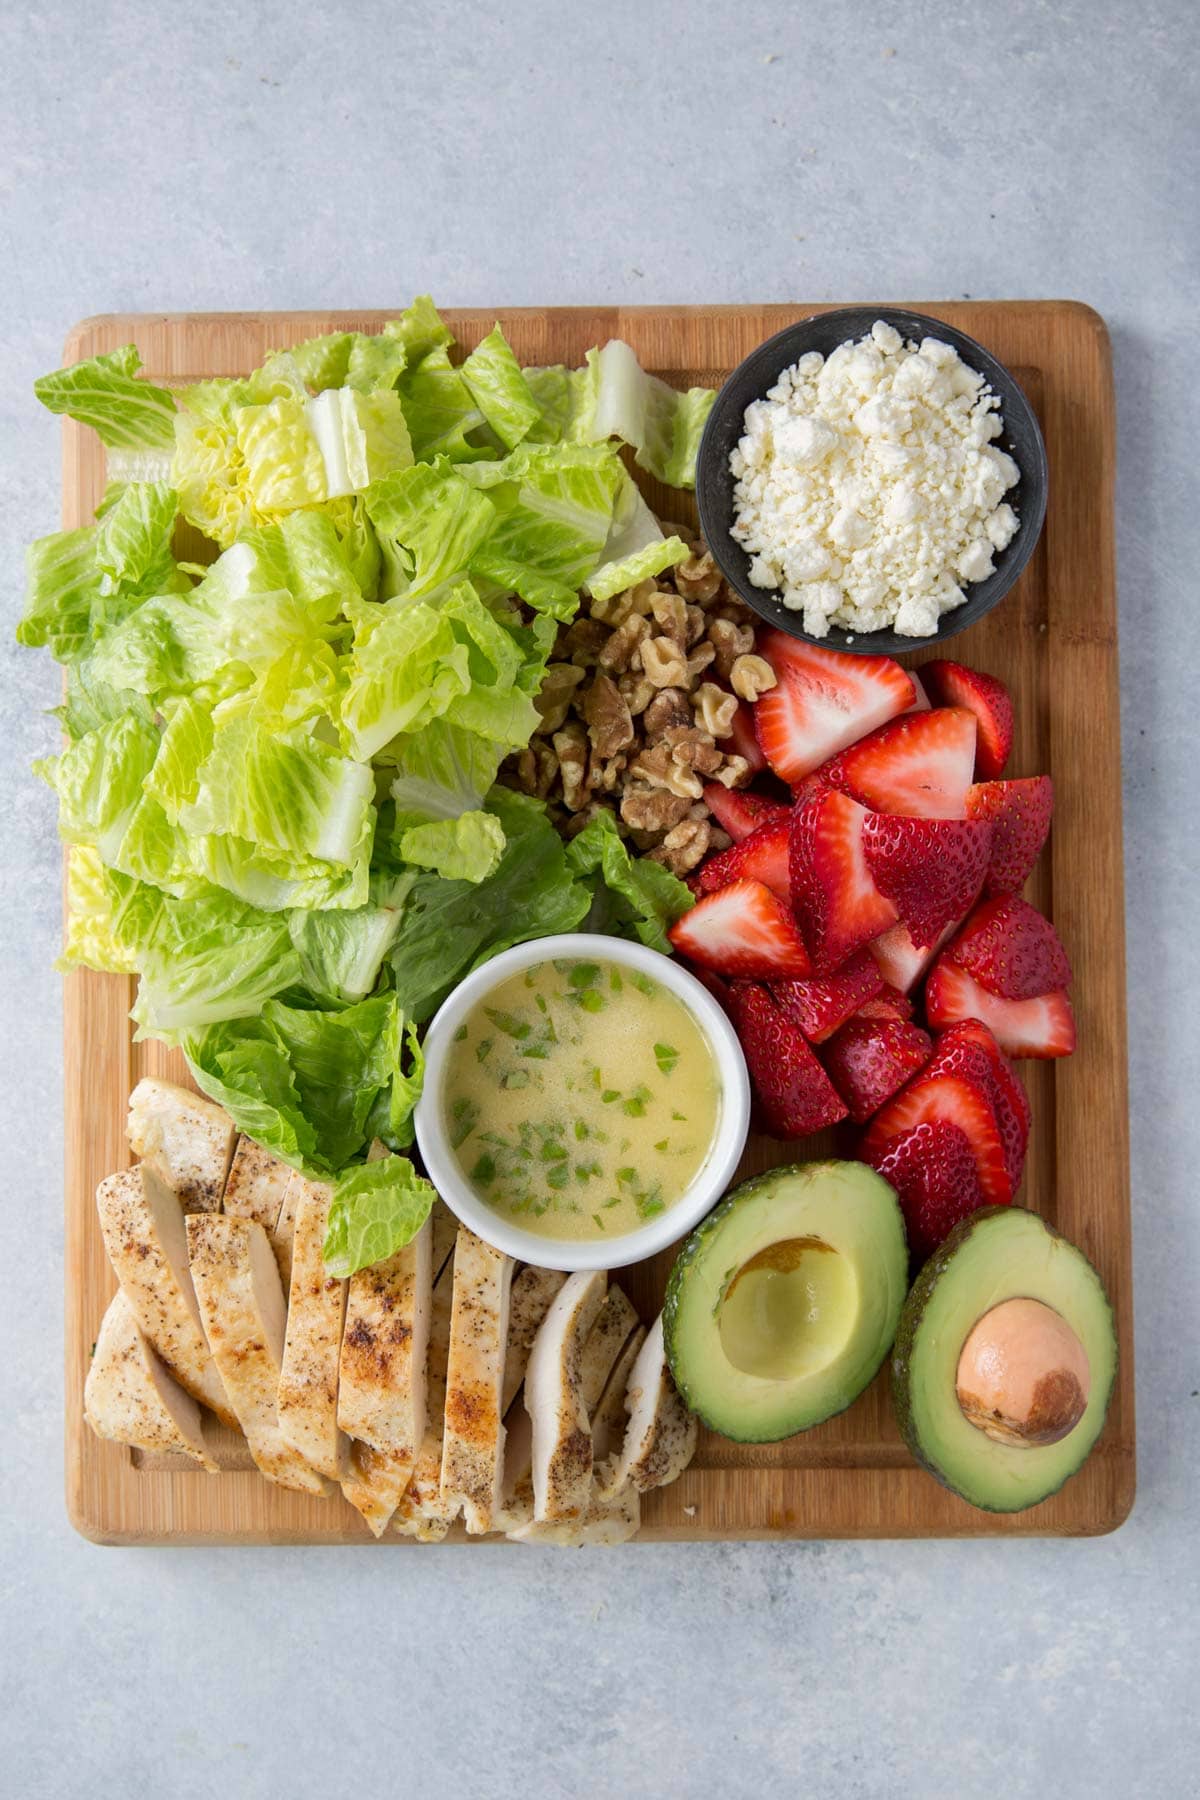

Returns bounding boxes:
[730,321,1020,637]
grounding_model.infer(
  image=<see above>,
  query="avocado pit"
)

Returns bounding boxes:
[955,1296,1090,1448]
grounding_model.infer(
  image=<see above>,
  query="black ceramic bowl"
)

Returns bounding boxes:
[695,306,1047,656]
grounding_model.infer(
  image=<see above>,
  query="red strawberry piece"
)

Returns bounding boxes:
[855,985,914,1022]
[687,964,733,1015]
[822,1017,933,1124]
[668,878,811,981]
[866,1120,990,1264]
[817,707,978,820]
[724,695,768,774]
[903,670,932,713]
[945,895,1072,1000]
[727,980,848,1138]
[791,770,831,809]
[921,1020,1031,1188]
[863,1073,1013,1206]
[925,962,1076,1059]
[921,660,1014,779]
[701,783,790,844]
[868,918,955,993]
[965,776,1054,895]
[774,947,885,1043]
[697,815,791,904]
[753,632,915,782]
[861,814,992,949]
[789,790,897,972]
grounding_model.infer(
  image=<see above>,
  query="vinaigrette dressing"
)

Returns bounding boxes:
[442,957,720,1241]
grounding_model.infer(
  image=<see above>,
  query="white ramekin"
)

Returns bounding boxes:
[413,932,750,1272]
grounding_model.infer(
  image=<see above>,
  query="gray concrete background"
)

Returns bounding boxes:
[1,3,1196,1795]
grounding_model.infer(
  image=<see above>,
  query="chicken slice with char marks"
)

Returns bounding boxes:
[187,1214,330,1496]
[84,1288,218,1471]
[438,1228,515,1535]
[95,1164,236,1426]
[126,1078,236,1215]
[278,1178,349,1482]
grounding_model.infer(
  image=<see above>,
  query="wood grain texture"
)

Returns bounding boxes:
[61,302,1133,1544]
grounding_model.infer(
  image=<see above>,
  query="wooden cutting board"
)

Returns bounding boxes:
[61,302,1133,1543]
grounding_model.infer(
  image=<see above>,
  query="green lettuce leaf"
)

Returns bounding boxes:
[382,296,455,364]
[185,991,404,1173]
[19,528,103,659]
[569,340,714,488]
[396,347,488,463]
[387,719,505,821]
[364,459,496,599]
[389,789,591,1022]
[467,444,620,617]
[339,597,470,761]
[34,345,178,451]
[396,809,506,882]
[36,713,160,863]
[132,891,303,1038]
[565,807,694,954]
[461,325,540,451]
[60,849,155,974]
[585,470,689,601]
[93,481,183,594]
[323,1154,435,1279]
[178,717,375,870]
[287,872,414,1005]
[360,1006,425,1151]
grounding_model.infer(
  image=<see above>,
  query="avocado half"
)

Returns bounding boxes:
[892,1207,1117,1513]
[664,1161,908,1442]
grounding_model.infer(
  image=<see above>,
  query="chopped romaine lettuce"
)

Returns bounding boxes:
[34,345,177,450]
[323,1153,435,1278]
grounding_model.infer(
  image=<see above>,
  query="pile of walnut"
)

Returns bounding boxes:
[501,530,777,878]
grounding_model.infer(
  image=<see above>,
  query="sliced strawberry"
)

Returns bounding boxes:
[701,783,790,844]
[668,878,811,981]
[868,919,954,994]
[903,670,932,713]
[921,660,1014,779]
[863,1073,1012,1206]
[724,695,768,774]
[925,962,1076,1059]
[697,815,790,904]
[861,814,992,949]
[687,964,733,1015]
[753,633,915,781]
[966,776,1054,895]
[727,980,848,1138]
[816,707,978,819]
[855,985,915,1022]
[774,947,886,1043]
[865,1120,991,1264]
[789,791,897,973]
[921,1020,1031,1188]
[946,895,1072,1000]
[822,1017,933,1124]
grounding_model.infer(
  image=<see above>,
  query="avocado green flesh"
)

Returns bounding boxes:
[665,1162,908,1442]
[893,1208,1117,1513]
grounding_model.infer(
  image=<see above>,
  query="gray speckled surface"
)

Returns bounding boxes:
[1,3,1196,1794]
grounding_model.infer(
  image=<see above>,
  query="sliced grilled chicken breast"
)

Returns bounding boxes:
[524,1269,607,1523]
[337,1217,434,1536]
[187,1215,330,1497]
[438,1228,515,1535]
[126,1078,236,1214]
[84,1289,218,1471]
[500,1283,637,1533]
[277,1178,349,1482]
[269,1171,302,1290]
[392,1250,457,1541]
[221,1137,295,1237]
[501,1266,568,1413]
[95,1165,235,1426]
[595,1313,698,1496]
[506,1301,645,1545]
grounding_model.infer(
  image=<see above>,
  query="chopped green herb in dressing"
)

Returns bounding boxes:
[442,957,720,1241]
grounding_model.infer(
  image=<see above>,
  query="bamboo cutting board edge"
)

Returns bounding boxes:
[60,301,1134,1545]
